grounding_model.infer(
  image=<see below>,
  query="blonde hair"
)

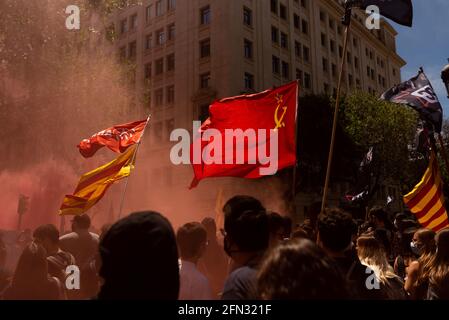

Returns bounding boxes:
[357,236,399,285]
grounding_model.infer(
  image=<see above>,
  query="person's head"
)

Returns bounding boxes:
[356,236,396,284]
[427,229,449,297]
[12,242,49,287]
[257,239,350,300]
[33,224,60,255]
[177,222,208,263]
[98,211,179,300]
[223,196,268,262]
[394,213,407,230]
[316,208,355,256]
[369,207,389,228]
[71,214,91,232]
[411,228,436,257]
[267,212,285,249]
[373,228,391,255]
[201,217,217,240]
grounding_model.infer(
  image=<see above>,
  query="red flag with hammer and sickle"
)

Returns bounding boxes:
[190,81,299,188]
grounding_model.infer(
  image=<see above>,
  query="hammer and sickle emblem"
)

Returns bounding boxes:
[274,94,288,131]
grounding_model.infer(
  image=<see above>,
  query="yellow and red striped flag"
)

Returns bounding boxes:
[59,145,136,216]
[404,152,449,232]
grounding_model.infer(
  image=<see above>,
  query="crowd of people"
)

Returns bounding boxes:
[0,195,448,300]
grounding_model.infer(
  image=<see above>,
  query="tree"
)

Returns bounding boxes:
[341,91,421,199]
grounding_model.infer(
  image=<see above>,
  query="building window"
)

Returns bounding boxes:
[331,63,336,77]
[294,14,300,29]
[321,33,327,47]
[320,10,326,22]
[156,58,164,75]
[130,14,138,31]
[167,54,175,71]
[330,40,335,53]
[367,66,371,77]
[200,6,211,25]
[322,58,328,72]
[281,61,290,79]
[280,32,288,49]
[156,29,165,46]
[168,0,176,11]
[166,119,175,140]
[119,46,126,61]
[393,68,397,76]
[244,72,254,90]
[353,37,358,48]
[354,57,359,69]
[296,69,303,84]
[244,39,253,59]
[279,4,287,20]
[156,0,163,16]
[271,26,279,43]
[329,18,335,30]
[349,74,354,86]
[324,83,330,93]
[145,33,152,50]
[301,0,307,8]
[168,24,175,41]
[294,41,301,58]
[270,0,278,14]
[304,73,311,89]
[144,63,152,79]
[337,26,342,35]
[155,88,164,106]
[301,19,308,35]
[272,55,280,74]
[166,85,175,104]
[347,52,352,65]
[200,38,211,58]
[120,19,127,34]
[243,7,252,27]
[200,72,211,89]
[146,5,153,23]
[128,41,137,60]
[339,46,343,58]
[303,46,310,62]
[199,104,210,122]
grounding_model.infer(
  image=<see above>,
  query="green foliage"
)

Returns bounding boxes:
[341,91,419,185]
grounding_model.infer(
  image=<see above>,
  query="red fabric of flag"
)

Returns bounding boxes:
[190,81,299,188]
[78,119,147,158]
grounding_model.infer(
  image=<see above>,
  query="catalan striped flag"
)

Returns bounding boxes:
[59,145,137,216]
[404,152,449,232]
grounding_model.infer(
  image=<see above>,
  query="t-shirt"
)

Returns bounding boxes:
[59,231,99,267]
[47,250,76,283]
[333,250,385,300]
[179,260,213,300]
[221,256,260,301]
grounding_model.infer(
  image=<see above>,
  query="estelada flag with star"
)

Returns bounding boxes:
[78,119,148,157]
[190,81,298,188]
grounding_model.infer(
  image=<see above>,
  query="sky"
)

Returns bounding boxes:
[393,0,449,118]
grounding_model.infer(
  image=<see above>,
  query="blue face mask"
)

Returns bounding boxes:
[410,241,422,256]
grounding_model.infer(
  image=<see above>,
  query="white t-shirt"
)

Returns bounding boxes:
[179,260,213,300]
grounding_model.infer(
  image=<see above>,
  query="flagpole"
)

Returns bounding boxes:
[117,114,152,220]
[321,2,353,213]
[291,80,300,221]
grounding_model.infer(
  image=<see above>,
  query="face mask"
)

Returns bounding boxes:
[410,241,422,256]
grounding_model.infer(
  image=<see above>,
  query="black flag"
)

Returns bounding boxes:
[359,0,413,27]
[381,71,443,133]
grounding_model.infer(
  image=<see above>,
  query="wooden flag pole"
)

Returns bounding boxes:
[321,3,353,213]
[117,114,152,220]
[291,80,300,221]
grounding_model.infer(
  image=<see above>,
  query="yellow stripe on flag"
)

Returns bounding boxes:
[403,152,449,232]
[59,145,136,216]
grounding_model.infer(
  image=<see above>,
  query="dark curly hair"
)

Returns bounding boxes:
[317,208,356,252]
